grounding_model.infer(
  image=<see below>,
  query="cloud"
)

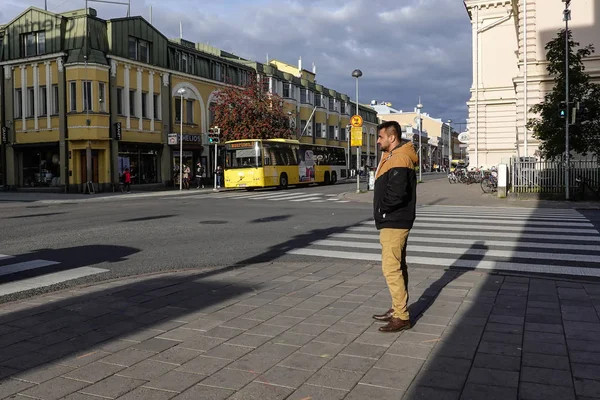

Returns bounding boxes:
[3,0,473,125]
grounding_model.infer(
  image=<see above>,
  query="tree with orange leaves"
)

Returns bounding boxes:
[211,76,296,141]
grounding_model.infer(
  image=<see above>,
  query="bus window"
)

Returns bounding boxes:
[225,144,262,168]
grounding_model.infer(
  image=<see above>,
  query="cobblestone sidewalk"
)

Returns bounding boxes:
[1,261,599,399]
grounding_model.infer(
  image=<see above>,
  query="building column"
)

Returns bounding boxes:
[137,67,143,130]
[124,64,131,129]
[109,59,119,184]
[32,63,39,130]
[149,71,155,132]
[20,65,26,130]
[45,61,51,129]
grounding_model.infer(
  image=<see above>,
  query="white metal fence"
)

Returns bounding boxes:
[511,158,599,194]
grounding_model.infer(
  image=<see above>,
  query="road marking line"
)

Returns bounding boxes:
[286,249,600,277]
[363,218,594,228]
[0,267,109,296]
[0,254,15,261]
[0,260,60,277]
[310,239,600,263]
[289,197,322,202]
[346,226,600,242]
[357,223,597,235]
[329,233,600,252]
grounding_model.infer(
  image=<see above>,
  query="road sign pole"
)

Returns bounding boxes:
[356,146,360,193]
[214,143,218,190]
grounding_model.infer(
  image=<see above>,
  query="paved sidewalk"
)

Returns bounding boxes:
[1,261,599,399]
[343,179,600,209]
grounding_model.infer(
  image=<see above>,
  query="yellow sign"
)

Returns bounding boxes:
[351,126,363,147]
[350,114,363,128]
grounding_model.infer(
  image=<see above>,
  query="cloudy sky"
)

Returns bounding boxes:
[3,0,473,127]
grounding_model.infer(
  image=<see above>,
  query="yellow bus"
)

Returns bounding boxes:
[224,139,347,190]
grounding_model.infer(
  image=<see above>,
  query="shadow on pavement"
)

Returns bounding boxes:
[120,215,178,223]
[0,245,141,287]
[6,212,68,219]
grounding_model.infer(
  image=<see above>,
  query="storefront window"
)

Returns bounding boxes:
[118,144,160,184]
[20,145,61,187]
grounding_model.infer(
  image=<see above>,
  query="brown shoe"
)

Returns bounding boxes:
[378,317,411,333]
[372,308,394,321]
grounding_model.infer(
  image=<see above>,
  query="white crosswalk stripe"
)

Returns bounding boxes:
[166,190,350,204]
[286,206,600,278]
[0,254,109,296]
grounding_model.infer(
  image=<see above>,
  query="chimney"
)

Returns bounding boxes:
[180,21,183,39]
[298,56,302,71]
[312,62,316,74]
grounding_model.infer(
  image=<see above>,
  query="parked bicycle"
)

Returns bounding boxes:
[481,169,498,193]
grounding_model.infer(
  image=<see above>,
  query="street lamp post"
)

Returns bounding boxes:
[416,101,423,182]
[447,119,453,171]
[176,88,186,191]
[563,0,571,200]
[352,69,362,193]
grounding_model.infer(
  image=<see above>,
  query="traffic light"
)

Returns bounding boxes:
[207,127,220,144]
[559,101,567,119]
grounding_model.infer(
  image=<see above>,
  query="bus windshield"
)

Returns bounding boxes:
[225,142,262,168]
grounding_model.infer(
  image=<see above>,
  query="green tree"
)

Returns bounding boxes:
[211,76,296,142]
[527,29,600,159]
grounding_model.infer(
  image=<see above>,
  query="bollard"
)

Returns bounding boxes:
[497,164,508,198]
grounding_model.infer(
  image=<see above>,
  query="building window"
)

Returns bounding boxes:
[129,90,136,116]
[213,63,222,82]
[186,100,193,124]
[27,88,35,117]
[14,89,22,118]
[329,97,334,111]
[340,101,346,114]
[128,37,150,62]
[98,82,106,112]
[315,94,322,108]
[52,85,59,115]
[300,89,307,104]
[283,83,290,98]
[142,93,148,118]
[23,31,45,57]
[182,54,188,73]
[69,81,76,112]
[116,88,123,115]
[175,98,181,122]
[240,70,248,86]
[39,87,47,116]
[82,81,92,112]
[328,125,335,139]
[153,94,160,120]
[315,123,322,138]
[139,40,149,63]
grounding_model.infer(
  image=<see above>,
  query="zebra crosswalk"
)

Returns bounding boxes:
[166,190,351,204]
[0,254,108,296]
[287,206,600,278]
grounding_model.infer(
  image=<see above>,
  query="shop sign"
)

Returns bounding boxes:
[1,127,8,144]
[168,133,178,145]
[182,134,202,143]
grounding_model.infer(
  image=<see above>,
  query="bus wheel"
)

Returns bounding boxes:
[279,173,288,189]
[245,187,255,191]
[331,172,337,184]
[324,172,330,185]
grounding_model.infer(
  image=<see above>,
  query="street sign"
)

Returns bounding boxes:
[350,114,363,128]
[168,133,178,145]
[114,122,122,141]
[351,126,363,147]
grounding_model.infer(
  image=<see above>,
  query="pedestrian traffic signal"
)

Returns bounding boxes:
[559,101,567,119]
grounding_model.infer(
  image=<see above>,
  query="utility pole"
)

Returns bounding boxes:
[563,0,571,200]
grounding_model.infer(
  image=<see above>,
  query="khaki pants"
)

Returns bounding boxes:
[380,228,410,320]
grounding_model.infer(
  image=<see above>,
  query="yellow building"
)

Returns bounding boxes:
[0,6,378,191]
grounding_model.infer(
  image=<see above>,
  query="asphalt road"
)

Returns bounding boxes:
[0,182,374,303]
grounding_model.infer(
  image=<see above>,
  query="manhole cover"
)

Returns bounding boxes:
[199,220,228,225]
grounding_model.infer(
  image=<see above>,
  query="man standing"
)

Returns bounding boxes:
[196,161,205,189]
[372,121,418,333]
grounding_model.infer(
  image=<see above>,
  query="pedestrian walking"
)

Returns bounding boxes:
[372,120,418,333]
[196,162,205,189]
[123,168,132,193]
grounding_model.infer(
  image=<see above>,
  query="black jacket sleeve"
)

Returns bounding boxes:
[379,167,409,214]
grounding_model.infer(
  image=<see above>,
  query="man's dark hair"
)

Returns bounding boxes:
[377,120,402,140]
